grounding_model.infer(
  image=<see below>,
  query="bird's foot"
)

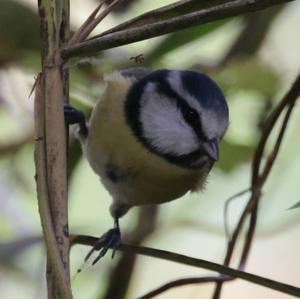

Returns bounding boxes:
[84,227,121,265]
[64,104,88,136]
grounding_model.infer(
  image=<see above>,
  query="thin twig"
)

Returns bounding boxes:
[67,1,105,46]
[68,0,123,46]
[251,73,300,185]
[238,202,259,271]
[93,0,220,38]
[138,276,232,299]
[223,188,250,239]
[258,99,297,184]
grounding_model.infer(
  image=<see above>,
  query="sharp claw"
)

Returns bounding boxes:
[84,247,97,263]
[84,227,121,264]
[110,235,121,259]
[92,249,107,265]
[111,247,117,259]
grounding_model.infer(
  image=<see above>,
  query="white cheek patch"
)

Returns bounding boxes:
[139,83,199,156]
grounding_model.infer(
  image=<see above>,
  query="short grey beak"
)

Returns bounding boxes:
[202,138,219,161]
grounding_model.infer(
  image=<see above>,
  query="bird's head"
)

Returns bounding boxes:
[125,69,229,169]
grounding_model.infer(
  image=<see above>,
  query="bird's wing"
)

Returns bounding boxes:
[120,68,153,81]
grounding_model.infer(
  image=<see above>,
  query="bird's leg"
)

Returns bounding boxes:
[84,218,121,265]
[64,103,88,137]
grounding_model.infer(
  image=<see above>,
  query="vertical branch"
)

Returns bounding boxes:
[44,65,70,299]
[60,0,70,102]
[35,0,71,298]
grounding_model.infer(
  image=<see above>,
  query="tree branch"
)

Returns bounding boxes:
[138,276,232,299]
[71,235,300,298]
[62,0,294,59]
[34,75,71,299]
[36,0,71,298]
[67,0,123,46]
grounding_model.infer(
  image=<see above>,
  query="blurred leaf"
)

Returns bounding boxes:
[0,236,41,262]
[67,139,83,180]
[0,0,40,65]
[215,57,281,97]
[104,0,136,14]
[218,140,254,172]
[221,6,283,63]
[146,19,229,65]
[0,135,32,157]
[288,201,300,209]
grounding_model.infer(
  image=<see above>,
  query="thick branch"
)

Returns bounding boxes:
[34,74,71,299]
[62,0,294,59]
[36,0,71,298]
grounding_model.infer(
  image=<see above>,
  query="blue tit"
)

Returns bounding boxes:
[65,68,229,261]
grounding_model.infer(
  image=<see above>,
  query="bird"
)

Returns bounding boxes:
[64,68,229,263]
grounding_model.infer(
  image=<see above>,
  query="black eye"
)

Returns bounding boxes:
[182,107,199,126]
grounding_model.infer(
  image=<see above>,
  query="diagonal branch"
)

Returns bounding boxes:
[62,0,295,59]
[67,1,105,46]
[70,235,300,298]
[93,0,226,38]
[138,276,232,299]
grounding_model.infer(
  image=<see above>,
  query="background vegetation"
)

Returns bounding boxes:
[0,0,299,298]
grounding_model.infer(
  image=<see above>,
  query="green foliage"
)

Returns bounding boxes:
[218,140,253,172]
[289,201,300,209]
[216,57,281,97]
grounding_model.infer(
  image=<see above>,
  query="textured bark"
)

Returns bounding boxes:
[35,0,71,298]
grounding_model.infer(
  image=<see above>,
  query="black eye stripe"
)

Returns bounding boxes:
[178,99,198,123]
[156,79,205,140]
